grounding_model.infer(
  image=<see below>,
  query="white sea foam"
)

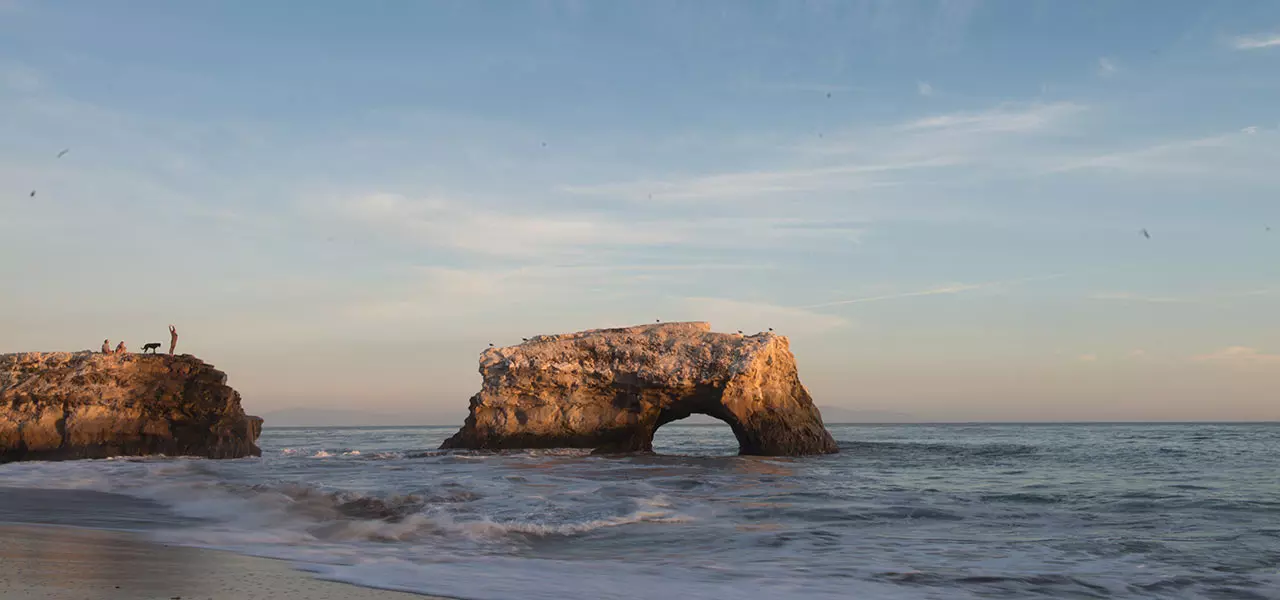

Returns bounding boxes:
[298,555,911,600]
[4,424,1276,600]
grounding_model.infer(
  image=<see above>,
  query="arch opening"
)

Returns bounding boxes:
[649,414,744,456]
[647,386,747,455]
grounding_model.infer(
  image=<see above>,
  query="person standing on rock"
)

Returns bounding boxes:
[101,339,111,354]
[114,341,127,355]
[168,325,178,356]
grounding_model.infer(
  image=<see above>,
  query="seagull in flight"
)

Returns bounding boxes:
[1141,228,1150,239]
[57,149,69,159]
[29,190,35,198]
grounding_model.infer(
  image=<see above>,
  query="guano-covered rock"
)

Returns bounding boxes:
[441,322,838,456]
[0,352,262,463]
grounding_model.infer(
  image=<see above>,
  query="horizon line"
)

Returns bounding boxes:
[263,420,1280,429]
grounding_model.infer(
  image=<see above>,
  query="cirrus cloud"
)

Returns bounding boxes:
[1192,346,1280,368]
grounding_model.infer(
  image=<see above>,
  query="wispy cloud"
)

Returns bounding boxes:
[900,102,1084,133]
[1192,346,1280,367]
[802,274,1064,309]
[559,159,950,202]
[1048,128,1277,177]
[1089,287,1279,305]
[1097,57,1118,77]
[681,297,851,335]
[741,80,864,94]
[1231,33,1280,50]
[334,192,675,258]
[1088,292,1197,304]
[563,102,1085,203]
[0,62,43,93]
[917,81,934,97]
[329,193,872,258]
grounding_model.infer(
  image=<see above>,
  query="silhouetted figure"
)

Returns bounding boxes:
[114,341,126,355]
[101,339,111,354]
[168,325,178,356]
[1141,228,1151,239]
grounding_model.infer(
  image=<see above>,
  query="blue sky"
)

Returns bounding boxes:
[2,0,1277,422]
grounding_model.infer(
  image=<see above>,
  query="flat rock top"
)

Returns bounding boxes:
[0,352,227,401]
[480,322,788,386]
[1,351,212,378]
[0,351,208,368]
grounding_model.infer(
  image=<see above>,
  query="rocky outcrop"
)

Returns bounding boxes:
[441,322,838,456]
[0,352,262,463]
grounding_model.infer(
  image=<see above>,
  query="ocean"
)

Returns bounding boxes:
[1,423,1277,599]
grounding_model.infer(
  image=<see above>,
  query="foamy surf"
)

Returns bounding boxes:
[2,424,1278,599]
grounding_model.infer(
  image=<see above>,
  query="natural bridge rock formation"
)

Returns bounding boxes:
[0,352,262,463]
[440,322,838,456]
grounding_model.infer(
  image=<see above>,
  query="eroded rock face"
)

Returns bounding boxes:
[0,352,262,462]
[440,322,838,456]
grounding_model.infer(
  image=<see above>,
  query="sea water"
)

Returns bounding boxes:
[1,423,1277,599]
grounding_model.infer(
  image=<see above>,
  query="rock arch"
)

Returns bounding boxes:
[440,323,838,456]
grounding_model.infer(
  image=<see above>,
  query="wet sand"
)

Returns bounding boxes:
[0,524,448,600]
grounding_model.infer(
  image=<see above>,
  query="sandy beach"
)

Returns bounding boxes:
[0,524,448,600]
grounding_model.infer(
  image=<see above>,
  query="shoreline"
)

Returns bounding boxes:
[0,523,451,600]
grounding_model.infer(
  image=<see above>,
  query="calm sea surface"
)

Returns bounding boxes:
[1,423,1277,599]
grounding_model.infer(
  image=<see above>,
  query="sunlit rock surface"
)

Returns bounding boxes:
[0,352,261,462]
[441,322,838,456]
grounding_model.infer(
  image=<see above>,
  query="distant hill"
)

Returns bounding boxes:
[815,406,918,423]
[260,405,916,427]
[666,406,917,425]
[258,407,462,428]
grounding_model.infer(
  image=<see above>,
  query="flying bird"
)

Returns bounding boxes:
[1141,228,1150,239]
[57,149,69,158]
[826,92,831,98]
[29,190,35,198]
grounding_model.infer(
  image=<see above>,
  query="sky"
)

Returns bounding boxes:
[1,0,1278,424]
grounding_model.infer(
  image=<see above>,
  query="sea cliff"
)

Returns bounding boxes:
[0,352,261,462]
[441,322,838,456]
